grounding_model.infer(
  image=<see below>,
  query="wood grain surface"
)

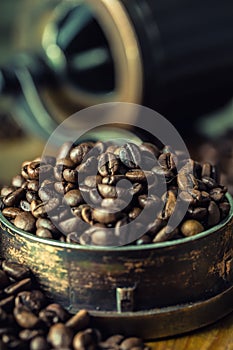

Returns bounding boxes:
[1,136,233,349]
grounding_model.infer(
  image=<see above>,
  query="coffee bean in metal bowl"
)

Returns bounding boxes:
[0,260,149,349]
[0,140,230,246]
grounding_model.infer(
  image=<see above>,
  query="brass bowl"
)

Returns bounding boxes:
[0,194,233,339]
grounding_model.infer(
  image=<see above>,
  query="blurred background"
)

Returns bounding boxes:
[0,0,233,187]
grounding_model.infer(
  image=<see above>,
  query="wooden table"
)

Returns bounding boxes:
[1,136,233,349]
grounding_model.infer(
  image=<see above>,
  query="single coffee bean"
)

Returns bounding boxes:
[208,201,221,226]
[158,153,176,171]
[2,207,22,219]
[36,218,58,234]
[98,152,119,177]
[177,171,198,192]
[64,189,83,207]
[181,220,204,237]
[19,329,44,342]
[47,323,73,348]
[66,309,90,331]
[15,290,46,313]
[120,337,144,350]
[56,157,75,169]
[70,143,92,165]
[2,261,30,281]
[101,198,127,211]
[14,212,36,232]
[153,226,179,243]
[14,306,40,329]
[12,175,25,188]
[59,217,86,235]
[20,199,31,212]
[77,156,98,175]
[219,201,231,219]
[160,190,177,220]
[98,184,117,198]
[3,188,25,207]
[119,143,141,168]
[201,162,212,178]
[30,336,50,350]
[39,303,69,327]
[92,208,121,224]
[202,176,218,189]
[4,278,32,295]
[91,228,116,246]
[209,187,225,202]
[1,186,15,197]
[57,141,73,160]
[102,175,125,185]
[63,168,78,183]
[187,207,207,221]
[36,228,53,239]
[73,328,98,350]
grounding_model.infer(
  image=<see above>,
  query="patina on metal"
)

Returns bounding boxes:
[0,194,233,339]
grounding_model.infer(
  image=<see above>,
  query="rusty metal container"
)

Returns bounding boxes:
[0,194,233,339]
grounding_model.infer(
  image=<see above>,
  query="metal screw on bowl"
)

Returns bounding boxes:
[116,286,135,312]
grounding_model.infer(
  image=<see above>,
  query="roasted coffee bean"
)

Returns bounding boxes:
[125,170,153,183]
[160,191,177,220]
[153,226,179,243]
[219,201,231,219]
[63,168,78,183]
[136,234,152,245]
[181,220,204,237]
[201,162,212,178]
[209,187,225,202]
[119,143,141,168]
[73,328,98,350]
[15,290,46,313]
[92,208,121,224]
[158,153,176,171]
[98,153,119,176]
[208,201,221,226]
[39,303,69,327]
[70,143,92,165]
[36,228,53,238]
[4,278,32,295]
[101,198,127,211]
[3,188,25,207]
[59,217,86,235]
[47,323,73,348]
[102,175,125,185]
[98,184,117,198]
[77,156,98,175]
[187,207,207,221]
[128,207,141,220]
[120,337,144,350]
[36,218,58,234]
[177,171,198,192]
[38,187,56,202]
[20,199,31,212]
[1,186,15,197]
[91,228,116,246]
[14,306,40,329]
[57,141,73,160]
[19,329,44,342]
[66,309,90,331]
[2,261,30,281]
[12,175,25,188]
[14,212,36,232]
[202,176,218,189]
[30,336,50,350]
[64,189,83,207]
[2,207,22,219]
[26,191,38,203]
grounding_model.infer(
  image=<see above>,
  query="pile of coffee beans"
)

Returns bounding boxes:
[0,260,148,350]
[0,140,230,246]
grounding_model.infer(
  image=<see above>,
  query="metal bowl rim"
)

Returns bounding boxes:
[0,193,232,252]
